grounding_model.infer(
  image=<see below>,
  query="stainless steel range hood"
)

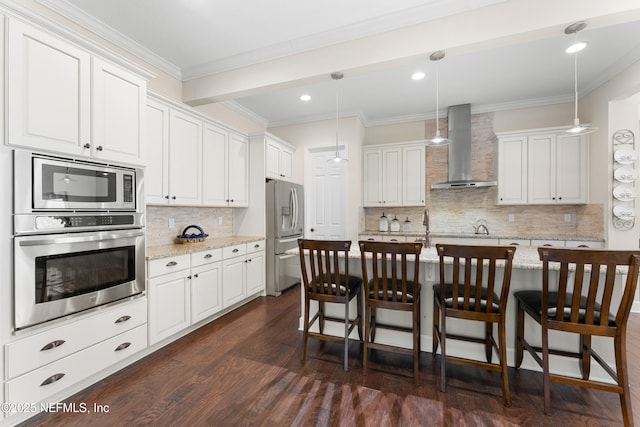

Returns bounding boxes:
[430,104,497,190]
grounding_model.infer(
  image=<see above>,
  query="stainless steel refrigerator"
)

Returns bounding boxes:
[266,179,304,296]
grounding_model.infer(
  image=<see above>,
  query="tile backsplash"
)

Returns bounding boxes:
[146,206,233,247]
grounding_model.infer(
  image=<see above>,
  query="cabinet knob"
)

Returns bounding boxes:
[310,228,315,232]
[164,195,169,199]
[187,275,192,279]
[40,373,65,387]
[172,196,176,200]
[194,273,199,278]
[96,145,103,151]
[83,143,91,149]
[114,342,131,352]
[558,197,562,200]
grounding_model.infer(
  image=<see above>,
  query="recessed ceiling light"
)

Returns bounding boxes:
[300,94,311,101]
[566,41,587,54]
[411,71,426,81]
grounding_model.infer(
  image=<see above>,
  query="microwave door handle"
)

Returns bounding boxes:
[17,229,144,246]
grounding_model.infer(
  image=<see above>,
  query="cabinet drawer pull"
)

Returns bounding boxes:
[115,315,131,324]
[96,145,103,151]
[254,244,260,248]
[204,254,213,259]
[166,261,178,267]
[40,340,66,351]
[232,248,239,253]
[114,342,131,352]
[40,373,65,387]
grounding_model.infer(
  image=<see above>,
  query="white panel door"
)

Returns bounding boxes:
[362,149,382,206]
[280,146,294,181]
[7,19,90,154]
[527,133,556,204]
[265,139,281,179]
[497,135,528,205]
[202,122,228,206]
[227,133,248,207]
[222,257,246,308]
[169,110,202,205]
[148,271,191,345]
[402,144,425,206]
[246,251,265,295]
[556,134,588,204]
[92,58,146,164]
[145,100,170,204]
[307,150,347,240]
[191,262,222,323]
[382,148,402,206]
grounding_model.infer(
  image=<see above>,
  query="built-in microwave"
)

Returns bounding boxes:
[13,150,142,214]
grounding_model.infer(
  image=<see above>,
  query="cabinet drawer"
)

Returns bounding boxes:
[5,298,146,380]
[191,248,222,267]
[247,240,265,253]
[5,325,146,407]
[148,253,191,277]
[223,244,246,259]
[498,239,531,246]
[531,239,565,247]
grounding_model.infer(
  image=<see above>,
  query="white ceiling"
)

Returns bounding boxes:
[40,0,640,127]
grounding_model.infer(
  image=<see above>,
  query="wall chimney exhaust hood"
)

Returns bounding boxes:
[430,104,497,190]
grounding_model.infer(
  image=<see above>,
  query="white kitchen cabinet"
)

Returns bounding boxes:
[202,124,249,207]
[222,240,265,308]
[495,127,588,205]
[92,58,146,164]
[362,143,425,207]
[168,109,203,205]
[226,132,249,207]
[497,135,528,205]
[7,19,91,155]
[147,254,192,345]
[266,136,295,181]
[145,99,170,204]
[190,249,223,324]
[7,19,146,164]
[3,298,146,408]
[402,144,426,206]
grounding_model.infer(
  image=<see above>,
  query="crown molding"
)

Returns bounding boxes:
[36,0,181,80]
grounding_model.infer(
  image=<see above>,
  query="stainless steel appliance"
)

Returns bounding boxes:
[14,150,140,213]
[266,179,304,296]
[12,150,145,330]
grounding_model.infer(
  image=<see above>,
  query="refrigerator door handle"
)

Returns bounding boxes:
[292,187,298,231]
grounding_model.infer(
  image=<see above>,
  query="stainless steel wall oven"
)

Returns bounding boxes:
[12,150,145,330]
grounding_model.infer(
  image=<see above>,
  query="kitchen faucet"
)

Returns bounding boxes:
[423,209,431,248]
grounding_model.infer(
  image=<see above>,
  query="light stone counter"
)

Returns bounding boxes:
[146,235,265,260]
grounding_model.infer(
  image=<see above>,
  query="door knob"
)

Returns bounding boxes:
[310,228,315,232]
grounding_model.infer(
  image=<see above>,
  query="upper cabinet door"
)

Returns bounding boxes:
[145,99,170,204]
[202,122,228,206]
[7,19,90,154]
[92,58,146,164]
[497,136,528,205]
[169,109,202,205]
[556,134,588,204]
[362,149,383,206]
[227,133,249,207]
[527,133,556,205]
[402,145,425,206]
[265,140,281,178]
[381,148,402,206]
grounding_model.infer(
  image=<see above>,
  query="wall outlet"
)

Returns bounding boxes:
[218,216,223,225]
[564,213,572,222]
[508,214,515,222]
[168,218,175,229]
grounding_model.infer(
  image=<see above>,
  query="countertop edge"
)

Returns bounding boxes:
[359,232,604,242]
[146,236,265,260]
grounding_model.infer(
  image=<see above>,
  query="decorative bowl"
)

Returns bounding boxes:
[177,225,209,244]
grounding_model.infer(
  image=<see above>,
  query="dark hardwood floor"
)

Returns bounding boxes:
[19,286,639,427]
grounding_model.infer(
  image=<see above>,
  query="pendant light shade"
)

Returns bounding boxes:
[562,22,597,137]
[327,72,348,163]
[426,51,451,146]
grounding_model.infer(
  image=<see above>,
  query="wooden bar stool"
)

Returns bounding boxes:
[433,244,516,407]
[515,247,640,426]
[298,239,363,372]
[359,240,422,384]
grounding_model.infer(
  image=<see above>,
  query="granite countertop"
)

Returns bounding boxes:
[146,235,265,260]
[359,231,604,243]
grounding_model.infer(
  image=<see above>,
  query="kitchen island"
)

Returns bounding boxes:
[294,243,627,382]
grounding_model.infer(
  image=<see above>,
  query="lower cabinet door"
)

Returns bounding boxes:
[191,262,222,323]
[5,325,146,408]
[148,270,191,345]
[222,257,246,308]
[246,251,265,295]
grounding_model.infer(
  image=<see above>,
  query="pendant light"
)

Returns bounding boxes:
[562,21,597,137]
[327,72,348,163]
[426,51,451,146]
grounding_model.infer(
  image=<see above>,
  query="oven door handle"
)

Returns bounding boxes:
[16,229,144,246]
